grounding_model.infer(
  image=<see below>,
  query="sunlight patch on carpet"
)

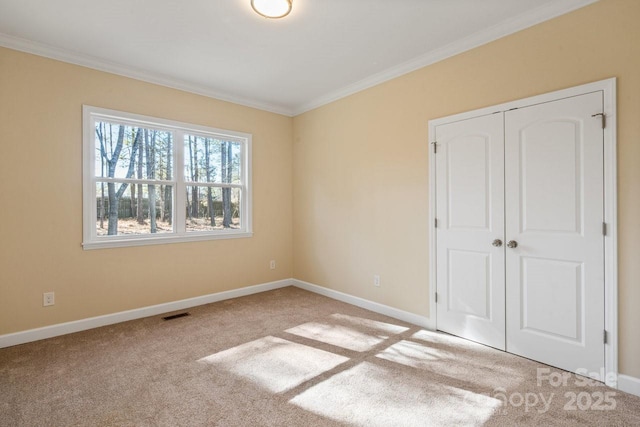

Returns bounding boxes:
[289,362,501,427]
[409,330,523,388]
[329,313,410,334]
[198,336,348,393]
[411,329,483,349]
[289,361,500,426]
[285,322,386,352]
[376,339,452,368]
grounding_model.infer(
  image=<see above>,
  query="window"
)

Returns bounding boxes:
[83,106,252,249]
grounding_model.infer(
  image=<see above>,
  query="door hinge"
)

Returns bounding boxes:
[592,113,606,129]
[604,329,608,344]
[602,222,607,236]
[434,218,438,228]
[431,141,438,153]
[435,292,438,303]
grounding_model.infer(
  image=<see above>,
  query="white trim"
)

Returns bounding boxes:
[82,231,254,250]
[428,78,618,385]
[293,0,599,115]
[0,33,293,117]
[428,137,438,328]
[292,279,434,329]
[602,79,618,387]
[428,79,616,127]
[0,279,293,349]
[0,1,597,117]
[618,375,640,398]
[0,278,436,349]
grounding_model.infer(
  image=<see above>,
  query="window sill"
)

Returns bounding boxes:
[82,231,253,250]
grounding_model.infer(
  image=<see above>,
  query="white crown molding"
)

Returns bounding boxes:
[0,0,598,118]
[0,33,295,117]
[293,0,599,115]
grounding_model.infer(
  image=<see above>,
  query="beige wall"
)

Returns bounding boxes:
[0,48,293,334]
[1,0,638,380]
[292,0,640,377]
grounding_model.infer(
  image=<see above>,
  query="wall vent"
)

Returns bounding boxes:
[162,312,190,321]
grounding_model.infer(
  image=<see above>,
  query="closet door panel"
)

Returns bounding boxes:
[435,113,505,350]
[504,92,605,374]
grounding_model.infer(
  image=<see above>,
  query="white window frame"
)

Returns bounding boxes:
[82,105,252,250]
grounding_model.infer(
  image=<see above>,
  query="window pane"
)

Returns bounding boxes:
[94,122,173,181]
[95,182,173,236]
[185,186,241,232]
[184,136,241,184]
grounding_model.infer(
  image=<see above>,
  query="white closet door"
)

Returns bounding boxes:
[504,92,605,373]
[435,113,505,350]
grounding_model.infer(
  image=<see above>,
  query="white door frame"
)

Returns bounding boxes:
[427,78,618,388]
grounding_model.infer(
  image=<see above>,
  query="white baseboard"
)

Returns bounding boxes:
[0,278,294,349]
[618,374,640,398]
[292,279,434,329]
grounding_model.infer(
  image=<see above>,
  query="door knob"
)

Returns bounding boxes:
[492,239,503,247]
[507,240,518,248]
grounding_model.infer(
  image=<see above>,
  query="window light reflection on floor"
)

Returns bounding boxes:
[329,313,410,335]
[285,322,386,352]
[198,336,348,393]
[198,313,510,425]
[376,339,453,368]
[409,329,522,388]
[411,329,484,348]
[289,361,501,426]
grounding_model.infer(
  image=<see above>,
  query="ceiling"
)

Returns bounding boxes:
[0,0,597,116]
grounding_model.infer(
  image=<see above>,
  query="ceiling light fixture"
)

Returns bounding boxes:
[251,0,292,19]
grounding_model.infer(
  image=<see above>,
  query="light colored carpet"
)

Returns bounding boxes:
[1,286,639,426]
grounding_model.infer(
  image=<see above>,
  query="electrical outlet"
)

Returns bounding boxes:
[374,275,380,287]
[43,292,55,307]
[270,260,276,270]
